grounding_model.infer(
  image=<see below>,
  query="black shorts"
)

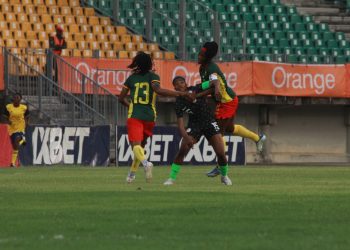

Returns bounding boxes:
[187,120,221,142]
[10,132,25,145]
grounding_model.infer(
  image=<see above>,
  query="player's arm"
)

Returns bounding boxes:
[151,80,193,100]
[118,86,130,108]
[202,74,221,101]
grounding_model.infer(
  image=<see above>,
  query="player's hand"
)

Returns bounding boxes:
[181,92,196,102]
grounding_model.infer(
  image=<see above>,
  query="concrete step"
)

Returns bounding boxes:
[297,7,341,15]
[329,24,350,32]
[314,15,350,23]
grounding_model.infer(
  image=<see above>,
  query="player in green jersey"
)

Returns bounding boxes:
[119,52,192,183]
[198,41,266,177]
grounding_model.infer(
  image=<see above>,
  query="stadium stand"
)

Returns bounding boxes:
[0,0,175,61]
[86,0,350,63]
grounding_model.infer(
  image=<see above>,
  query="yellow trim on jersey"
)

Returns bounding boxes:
[218,76,233,103]
[152,80,160,84]
[128,102,133,118]
[151,92,157,120]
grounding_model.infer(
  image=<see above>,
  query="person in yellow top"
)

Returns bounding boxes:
[3,93,29,167]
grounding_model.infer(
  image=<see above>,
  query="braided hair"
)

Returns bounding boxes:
[128,52,153,74]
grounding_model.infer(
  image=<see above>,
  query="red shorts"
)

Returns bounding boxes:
[215,96,239,119]
[127,118,155,142]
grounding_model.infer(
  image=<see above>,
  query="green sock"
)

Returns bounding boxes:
[220,164,228,176]
[170,163,181,180]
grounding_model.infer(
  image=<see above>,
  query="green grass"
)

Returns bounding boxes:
[0,166,350,250]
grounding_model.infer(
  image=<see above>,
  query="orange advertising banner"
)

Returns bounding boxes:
[58,57,350,97]
[60,57,253,96]
[0,55,4,91]
[254,62,348,97]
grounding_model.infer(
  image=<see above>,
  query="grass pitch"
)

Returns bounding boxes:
[0,166,349,250]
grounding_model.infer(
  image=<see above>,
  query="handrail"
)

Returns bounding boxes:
[4,48,107,126]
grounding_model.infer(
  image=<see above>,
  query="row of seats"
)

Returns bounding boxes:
[0,0,175,60]
[88,0,350,63]
[0,0,79,6]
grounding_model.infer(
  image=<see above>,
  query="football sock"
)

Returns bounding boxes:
[169,163,181,180]
[130,158,141,173]
[219,164,228,176]
[233,125,259,142]
[11,150,18,166]
[133,145,146,162]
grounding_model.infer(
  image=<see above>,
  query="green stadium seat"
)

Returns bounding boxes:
[273,31,285,39]
[242,13,254,22]
[251,5,261,13]
[294,23,306,31]
[287,54,298,63]
[254,13,264,22]
[322,32,334,40]
[263,5,274,14]
[303,16,313,23]
[259,0,271,5]
[278,15,288,23]
[230,13,240,22]
[306,48,318,55]
[287,6,298,15]
[335,56,346,64]
[275,6,287,15]
[267,38,276,47]
[309,55,321,64]
[326,40,338,48]
[335,32,345,41]
[278,39,289,47]
[247,22,257,30]
[315,39,324,47]
[339,40,350,48]
[301,39,313,48]
[271,47,281,55]
[298,31,310,40]
[226,4,237,12]
[343,48,350,56]
[310,32,321,40]
[258,22,268,30]
[318,23,329,32]
[239,5,249,13]
[318,48,329,56]
[298,55,308,63]
[282,23,292,31]
[294,47,305,55]
[290,39,300,47]
[306,23,317,32]
[290,15,302,23]
[262,31,272,39]
[286,31,297,40]
[264,55,273,62]
[270,22,281,31]
[259,46,270,55]
[266,14,277,22]
[283,48,292,55]
[331,48,342,57]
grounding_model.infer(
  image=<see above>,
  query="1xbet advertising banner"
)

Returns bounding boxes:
[19,126,110,166]
[117,126,245,166]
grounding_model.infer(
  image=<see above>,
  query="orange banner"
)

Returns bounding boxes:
[61,57,253,96]
[254,62,348,97]
[58,57,350,97]
[0,55,4,91]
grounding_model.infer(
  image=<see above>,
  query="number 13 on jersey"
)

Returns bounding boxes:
[134,82,150,104]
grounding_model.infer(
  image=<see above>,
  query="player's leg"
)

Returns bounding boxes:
[10,133,20,167]
[207,133,232,186]
[164,128,199,185]
[126,137,145,183]
[206,118,232,177]
[164,136,196,185]
[126,118,154,183]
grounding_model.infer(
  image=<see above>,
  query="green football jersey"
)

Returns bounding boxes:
[199,62,236,103]
[124,71,160,121]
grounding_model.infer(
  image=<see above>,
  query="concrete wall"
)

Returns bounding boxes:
[156,102,350,164]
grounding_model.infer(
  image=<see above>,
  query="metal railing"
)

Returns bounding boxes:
[4,48,107,126]
[48,51,120,126]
